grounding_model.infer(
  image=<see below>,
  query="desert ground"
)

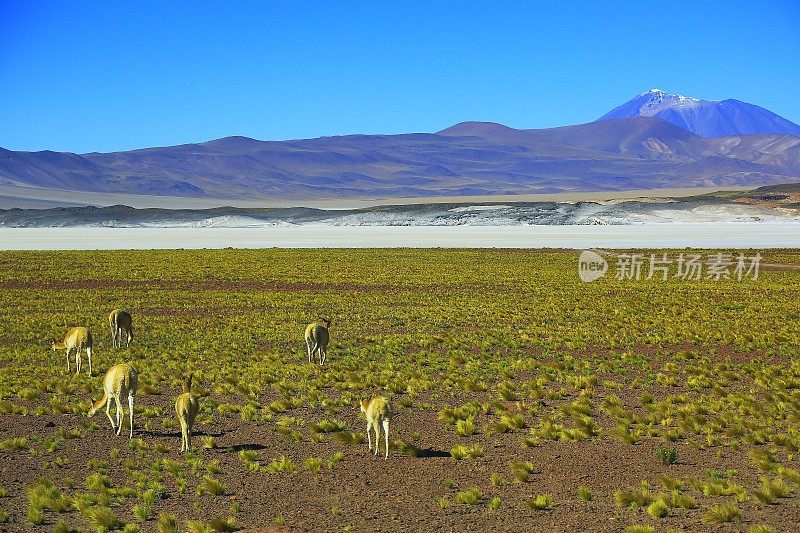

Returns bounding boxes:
[0,249,798,532]
[0,184,753,210]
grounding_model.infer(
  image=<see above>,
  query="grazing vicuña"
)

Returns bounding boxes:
[88,363,138,439]
[52,326,93,375]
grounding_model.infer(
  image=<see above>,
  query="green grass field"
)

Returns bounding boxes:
[0,249,798,532]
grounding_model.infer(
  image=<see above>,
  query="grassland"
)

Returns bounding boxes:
[0,248,798,532]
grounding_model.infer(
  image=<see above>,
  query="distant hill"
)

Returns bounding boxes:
[1,115,800,204]
[599,89,800,138]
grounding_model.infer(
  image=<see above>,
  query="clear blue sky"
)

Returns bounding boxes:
[2,1,799,153]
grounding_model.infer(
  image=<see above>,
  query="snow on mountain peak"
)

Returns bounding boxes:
[599,89,800,137]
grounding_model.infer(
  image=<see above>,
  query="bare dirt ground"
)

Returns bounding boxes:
[1,351,798,533]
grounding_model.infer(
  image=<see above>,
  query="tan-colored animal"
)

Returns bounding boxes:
[175,373,201,452]
[52,326,93,375]
[304,318,330,365]
[360,396,392,460]
[109,309,133,348]
[88,363,138,439]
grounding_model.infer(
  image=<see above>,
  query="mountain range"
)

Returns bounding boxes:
[1,90,800,205]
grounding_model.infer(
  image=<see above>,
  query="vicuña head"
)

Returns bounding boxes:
[182,373,194,393]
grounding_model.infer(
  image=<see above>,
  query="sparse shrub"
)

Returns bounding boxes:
[654,445,678,466]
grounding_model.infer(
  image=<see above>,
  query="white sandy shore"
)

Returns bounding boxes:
[0,225,797,250]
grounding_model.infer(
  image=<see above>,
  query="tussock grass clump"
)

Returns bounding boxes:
[312,419,347,433]
[0,437,28,451]
[85,506,121,530]
[702,503,742,524]
[438,402,480,425]
[196,476,226,496]
[752,476,792,504]
[305,457,323,473]
[490,473,507,487]
[510,461,535,483]
[748,525,777,533]
[157,512,179,533]
[646,498,669,518]
[525,493,553,510]
[614,482,655,509]
[327,451,345,470]
[208,517,237,532]
[623,526,654,533]
[659,474,683,491]
[450,444,484,460]
[391,440,421,457]
[267,455,298,473]
[455,487,481,505]
[455,417,476,436]
[670,491,697,509]
[332,432,365,445]
[577,486,592,502]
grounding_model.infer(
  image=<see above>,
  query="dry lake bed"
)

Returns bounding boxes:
[0,224,799,249]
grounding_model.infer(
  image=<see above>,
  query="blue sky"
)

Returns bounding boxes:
[1,1,799,153]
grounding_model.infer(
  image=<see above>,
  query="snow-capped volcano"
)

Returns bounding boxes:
[599,89,800,138]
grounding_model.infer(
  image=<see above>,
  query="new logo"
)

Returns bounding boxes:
[578,250,608,282]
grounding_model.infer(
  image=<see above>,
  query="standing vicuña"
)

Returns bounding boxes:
[360,396,392,459]
[175,373,201,452]
[52,327,93,375]
[88,363,138,439]
[304,318,330,365]
[109,309,133,348]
